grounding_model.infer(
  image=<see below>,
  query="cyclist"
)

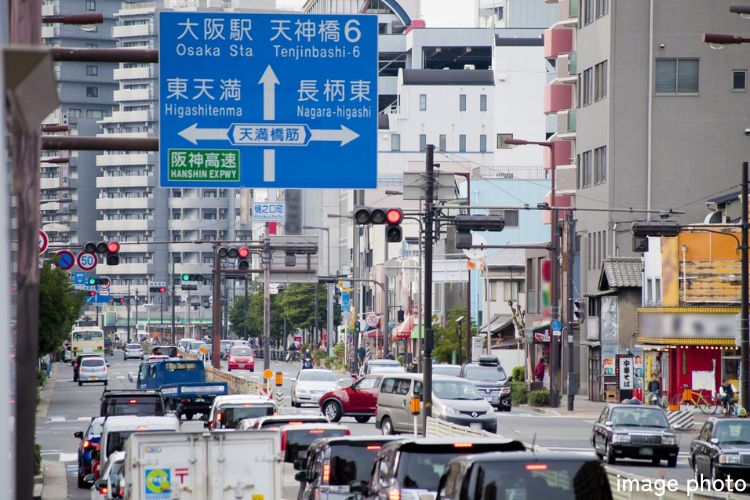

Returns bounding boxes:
[719,378,737,415]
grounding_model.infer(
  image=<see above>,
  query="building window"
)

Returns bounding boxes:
[646,278,653,304]
[581,67,593,106]
[581,150,592,187]
[497,133,513,149]
[594,61,607,100]
[85,43,98,48]
[583,0,594,25]
[69,108,81,118]
[86,86,99,98]
[419,134,427,152]
[439,134,447,152]
[459,134,466,153]
[390,134,400,152]
[86,109,104,119]
[459,94,466,111]
[85,65,98,76]
[596,0,608,18]
[503,209,519,227]
[85,0,95,10]
[655,278,662,303]
[594,145,607,184]
[655,58,699,94]
[419,93,427,111]
[479,134,487,153]
[588,233,593,270]
[733,70,747,91]
[479,94,487,111]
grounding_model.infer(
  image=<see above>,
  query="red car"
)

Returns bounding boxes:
[227,346,254,371]
[318,374,382,423]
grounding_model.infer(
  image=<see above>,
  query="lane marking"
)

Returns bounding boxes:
[58,452,78,462]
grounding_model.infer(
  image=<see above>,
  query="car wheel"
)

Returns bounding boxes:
[381,416,394,436]
[323,401,342,422]
[605,442,616,465]
[693,461,703,482]
[668,457,677,468]
[77,472,87,489]
[228,367,232,372]
[78,381,82,387]
[355,415,371,424]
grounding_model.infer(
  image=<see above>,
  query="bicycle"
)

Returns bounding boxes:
[719,396,738,417]
[670,384,720,415]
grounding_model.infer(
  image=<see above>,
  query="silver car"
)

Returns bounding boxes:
[78,356,108,387]
[291,369,340,407]
[123,343,144,360]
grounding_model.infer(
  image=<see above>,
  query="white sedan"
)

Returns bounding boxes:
[90,451,125,500]
[291,369,340,407]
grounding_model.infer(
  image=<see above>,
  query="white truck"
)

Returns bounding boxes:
[122,430,281,500]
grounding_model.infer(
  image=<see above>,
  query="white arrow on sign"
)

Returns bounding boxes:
[258,65,279,121]
[263,149,275,183]
[309,125,360,147]
[178,123,229,145]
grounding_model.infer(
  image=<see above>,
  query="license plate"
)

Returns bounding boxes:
[195,398,205,403]
[88,377,97,380]
[470,423,483,431]
[484,396,494,401]
[640,448,653,456]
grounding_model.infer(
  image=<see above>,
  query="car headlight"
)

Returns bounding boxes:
[612,434,631,444]
[719,454,741,464]
[297,388,310,395]
[662,435,676,445]
[439,405,461,417]
[499,386,511,395]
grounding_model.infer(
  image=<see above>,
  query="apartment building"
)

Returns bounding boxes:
[41,0,118,245]
[544,0,750,398]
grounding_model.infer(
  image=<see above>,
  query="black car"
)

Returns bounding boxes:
[437,452,612,500]
[591,404,679,467]
[74,416,104,488]
[100,390,166,417]
[351,437,526,499]
[295,436,402,499]
[690,417,750,482]
[459,356,511,411]
[72,354,99,382]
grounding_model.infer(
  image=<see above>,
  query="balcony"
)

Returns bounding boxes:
[113,88,153,102]
[97,153,155,167]
[543,27,573,59]
[170,219,209,231]
[112,23,153,38]
[97,263,153,276]
[557,53,577,81]
[41,3,59,16]
[97,219,153,232]
[41,25,60,39]
[113,66,153,81]
[170,242,214,253]
[96,175,154,188]
[544,140,572,168]
[96,197,154,210]
[169,197,228,209]
[544,83,573,114]
[100,110,153,124]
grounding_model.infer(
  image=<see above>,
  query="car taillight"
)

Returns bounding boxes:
[322,461,330,485]
[82,440,91,449]
[366,445,381,450]
[453,443,472,448]
[99,486,108,494]
[280,431,288,452]
[97,346,102,349]
[180,398,190,404]
[387,488,400,500]
[526,463,548,471]
[129,399,137,404]
[309,429,325,435]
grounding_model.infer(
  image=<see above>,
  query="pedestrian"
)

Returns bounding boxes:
[534,357,546,382]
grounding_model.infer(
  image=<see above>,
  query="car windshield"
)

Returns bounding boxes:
[230,347,253,356]
[714,421,750,444]
[468,460,610,499]
[283,428,348,463]
[102,398,163,417]
[329,443,383,486]
[298,370,338,382]
[88,419,104,437]
[189,341,204,350]
[432,365,461,377]
[151,346,177,357]
[433,380,482,400]
[221,405,275,427]
[396,451,461,491]
[465,365,507,382]
[610,407,669,428]
[81,358,105,367]
[126,344,141,350]
[258,417,328,429]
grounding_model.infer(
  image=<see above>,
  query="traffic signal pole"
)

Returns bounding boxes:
[422,144,435,430]
[741,161,749,410]
[566,211,576,411]
[212,244,222,369]
[171,254,176,345]
[263,226,272,371]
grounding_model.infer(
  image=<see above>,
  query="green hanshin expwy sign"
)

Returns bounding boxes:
[167,149,240,181]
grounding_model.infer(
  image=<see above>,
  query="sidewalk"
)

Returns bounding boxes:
[36,363,58,419]
[519,398,607,418]
[40,460,67,500]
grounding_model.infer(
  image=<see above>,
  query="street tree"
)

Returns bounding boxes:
[38,262,85,356]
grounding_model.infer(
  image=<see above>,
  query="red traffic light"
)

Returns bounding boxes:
[238,247,250,259]
[386,209,402,225]
[159,287,167,293]
[107,241,120,253]
[88,291,96,297]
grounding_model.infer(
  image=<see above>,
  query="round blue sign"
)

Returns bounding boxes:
[551,319,563,331]
[55,250,75,270]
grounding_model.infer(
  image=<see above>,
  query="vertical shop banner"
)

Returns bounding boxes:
[617,355,634,390]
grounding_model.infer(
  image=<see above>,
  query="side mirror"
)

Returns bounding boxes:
[73,431,83,439]
[106,362,110,367]
[711,438,720,445]
[83,474,96,484]
[127,372,135,383]
[295,470,307,482]
[94,478,108,492]
[349,480,369,494]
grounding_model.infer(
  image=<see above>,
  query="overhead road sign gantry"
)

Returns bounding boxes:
[159,12,378,189]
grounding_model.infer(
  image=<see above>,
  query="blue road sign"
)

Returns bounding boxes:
[72,271,89,285]
[85,287,110,304]
[252,202,286,222]
[342,292,350,311]
[159,12,378,189]
[551,319,563,331]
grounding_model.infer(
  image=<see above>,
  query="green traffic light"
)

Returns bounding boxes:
[88,278,96,285]
[181,274,190,282]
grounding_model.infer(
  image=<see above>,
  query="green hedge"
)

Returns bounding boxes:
[511,365,525,382]
[34,443,41,476]
[511,381,527,405]
[528,389,550,407]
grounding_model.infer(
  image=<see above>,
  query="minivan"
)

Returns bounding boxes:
[207,394,277,430]
[376,374,497,434]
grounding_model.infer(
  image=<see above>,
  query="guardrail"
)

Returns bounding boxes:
[205,365,262,396]
[425,417,737,499]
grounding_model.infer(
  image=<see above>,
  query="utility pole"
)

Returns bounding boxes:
[171,252,176,345]
[741,161,749,410]
[133,290,139,343]
[566,211,576,411]
[383,234,390,357]
[422,144,436,430]
[263,224,272,371]
[211,244,222,368]
[352,190,362,371]
[127,281,131,344]
[243,275,249,339]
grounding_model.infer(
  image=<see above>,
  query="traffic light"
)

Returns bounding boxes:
[573,299,584,323]
[354,321,361,333]
[630,221,681,253]
[112,297,125,304]
[83,241,120,265]
[87,290,96,297]
[149,286,167,293]
[397,310,405,322]
[385,208,403,243]
[354,205,387,225]
[217,246,250,270]
[454,215,505,249]
[87,277,109,286]
[181,274,203,282]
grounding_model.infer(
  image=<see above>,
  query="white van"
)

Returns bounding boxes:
[178,338,195,353]
[207,394,277,430]
[100,415,180,468]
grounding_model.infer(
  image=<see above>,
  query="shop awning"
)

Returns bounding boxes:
[393,315,414,339]
[364,328,382,339]
[636,336,736,347]
[532,322,550,333]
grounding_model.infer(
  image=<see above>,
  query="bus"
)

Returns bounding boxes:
[70,327,105,359]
